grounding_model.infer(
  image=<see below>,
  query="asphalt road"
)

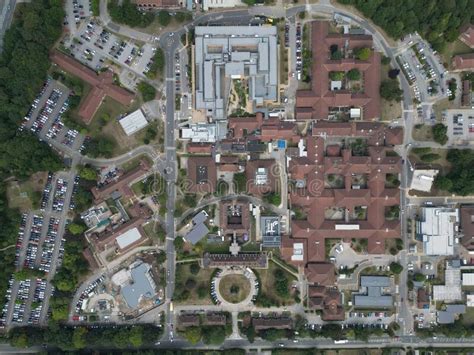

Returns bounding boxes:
[0,0,15,52]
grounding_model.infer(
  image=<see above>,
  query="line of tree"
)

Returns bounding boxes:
[337,0,474,52]
[108,0,154,28]
[8,323,164,350]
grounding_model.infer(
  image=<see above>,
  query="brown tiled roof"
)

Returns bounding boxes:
[245,159,279,196]
[90,219,147,252]
[417,288,430,309]
[187,156,217,193]
[187,143,213,154]
[459,24,474,48]
[308,286,345,321]
[287,122,401,267]
[178,314,200,327]
[50,51,134,124]
[305,263,336,286]
[461,206,474,251]
[385,127,404,146]
[228,112,299,143]
[91,160,151,202]
[134,0,179,7]
[280,236,307,266]
[205,313,227,326]
[453,53,474,71]
[219,201,250,236]
[252,317,292,330]
[296,21,381,121]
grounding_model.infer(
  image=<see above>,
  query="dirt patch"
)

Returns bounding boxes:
[6,172,48,211]
[219,274,251,304]
[412,124,434,141]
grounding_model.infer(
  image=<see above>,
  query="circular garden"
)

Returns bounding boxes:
[218,274,251,304]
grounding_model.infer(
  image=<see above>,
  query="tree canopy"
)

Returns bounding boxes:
[337,0,474,51]
[108,0,154,28]
[380,80,403,102]
[0,0,64,311]
[137,81,156,102]
[434,149,474,196]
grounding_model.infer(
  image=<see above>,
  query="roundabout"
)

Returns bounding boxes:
[213,267,259,307]
[218,274,251,304]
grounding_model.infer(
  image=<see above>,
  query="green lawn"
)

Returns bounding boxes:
[174,262,214,305]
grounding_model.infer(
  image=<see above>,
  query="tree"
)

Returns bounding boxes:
[420,153,441,162]
[185,278,196,290]
[432,123,448,145]
[329,71,345,81]
[108,0,154,27]
[413,273,426,282]
[434,175,453,191]
[72,327,87,349]
[380,80,403,102]
[347,68,361,80]
[155,251,166,264]
[83,135,117,158]
[129,326,143,347]
[137,81,156,102]
[388,69,400,79]
[202,326,226,345]
[158,11,171,26]
[242,0,256,5]
[183,327,202,344]
[174,236,185,250]
[68,223,86,235]
[354,47,371,60]
[189,262,200,275]
[79,166,97,181]
[390,262,403,274]
[197,285,208,299]
[381,56,391,65]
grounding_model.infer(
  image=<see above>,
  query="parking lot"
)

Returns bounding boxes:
[0,78,85,328]
[63,21,156,83]
[396,34,448,116]
[64,0,91,33]
[21,79,85,153]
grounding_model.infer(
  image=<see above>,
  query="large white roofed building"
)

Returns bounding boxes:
[116,227,143,250]
[417,207,459,255]
[119,109,149,136]
[194,26,278,139]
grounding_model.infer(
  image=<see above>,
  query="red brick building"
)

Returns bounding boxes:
[296,21,381,121]
[50,51,134,124]
[283,121,402,268]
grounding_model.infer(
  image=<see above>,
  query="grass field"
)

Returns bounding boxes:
[412,124,434,141]
[174,262,214,305]
[440,39,473,68]
[462,306,474,325]
[380,63,402,122]
[255,260,297,306]
[6,172,48,211]
[219,274,251,304]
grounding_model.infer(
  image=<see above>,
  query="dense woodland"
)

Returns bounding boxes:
[0,0,64,310]
[337,0,474,51]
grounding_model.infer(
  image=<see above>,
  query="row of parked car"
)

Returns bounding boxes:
[14,214,29,267]
[30,89,63,134]
[52,178,68,212]
[24,215,44,269]
[28,279,47,325]
[74,275,105,315]
[39,218,60,273]
[40,173,54,211]
[46,100,69,140]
